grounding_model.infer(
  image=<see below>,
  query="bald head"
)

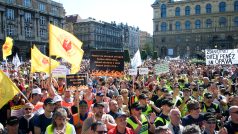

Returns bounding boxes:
[169,108,181,126]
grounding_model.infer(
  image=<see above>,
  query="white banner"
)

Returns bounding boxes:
[128,69,137,76]
[205,49,238,65]
[139,68,149,75]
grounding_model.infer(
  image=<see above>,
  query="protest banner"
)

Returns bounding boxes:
[205,49,238,65]
[139,68,149,75]
[129,69,137,76]
[66,73,88,89]
[154,62,169,75]
[90,50,124,77]
[52,65,69,78]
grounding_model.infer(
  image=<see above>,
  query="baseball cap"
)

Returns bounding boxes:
[96,92,104,97]
[131,102,143,110]
[161,99,174,107]
[183,88,191,92]
[204,92,213,99]
[93,102,105,108]
[79,100,88,106]
[161,88,168,93]
[53,95,63,103]
[6,116,19,126]
[32,87,42,94]
[203,112,216,123]
[44,98,55,105]
[115,112,127,119]
[139,94,148,100]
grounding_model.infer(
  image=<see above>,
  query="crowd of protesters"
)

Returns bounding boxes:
[0,59,238,134]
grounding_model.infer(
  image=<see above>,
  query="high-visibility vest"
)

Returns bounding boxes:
[46,123,73,134]
[154,116,170,127]
[127,114,149,134]
[142,104,152,116]
[202,103,218,113]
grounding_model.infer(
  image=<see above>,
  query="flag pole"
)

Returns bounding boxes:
[48,23,53,88]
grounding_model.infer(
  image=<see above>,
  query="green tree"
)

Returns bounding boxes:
[141,50,147,60]
[124,49,130,62]
[143,42,153,57]
[152,51,158,60]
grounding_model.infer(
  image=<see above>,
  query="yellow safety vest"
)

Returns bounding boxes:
[127,114,149,134]
[154,116,170,126]
[202,103,218,113]
[142,104,152,116]
[46,123,73,134]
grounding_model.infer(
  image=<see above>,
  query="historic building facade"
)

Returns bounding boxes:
[0,0,65,60]
[152,0,238,58]
[65,16,140,58]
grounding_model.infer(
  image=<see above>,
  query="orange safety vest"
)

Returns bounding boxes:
[58,86,64,95]
[73,112,94,134]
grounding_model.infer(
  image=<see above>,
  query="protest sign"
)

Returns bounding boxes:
[139,68,149,75]
[205,49,238,65]
[52,65,69,78]
[154,62,169,75]
[90,50,124,77]
[66,73,88,89]
[129,69,137,76]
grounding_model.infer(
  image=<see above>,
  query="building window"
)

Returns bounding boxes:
[6,24,14,36]
[6,9,14,20]
[51,6,58,15]
[161,4,166,18]
[23,0,31,7]
[185,6,190,16]
[195,20,201,29]
[161,22,167,32]
[24,12,31,22]
[235,1,238,11]
[40,16,46,25]
[175,21,181,31]
[219,2,226,12]
[234,17,238,26]
[175,7,180,16]
[206,4,212,13]
[40,29,47,37]
[185,20,191,29]
[39,3,46,11]
[195,5,201,15]
[206,19,212,28]
[25,27,31,37]
[6,0,14,4]
[219,17,227,27]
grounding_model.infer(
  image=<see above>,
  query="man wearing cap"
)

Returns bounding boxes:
[19,103,35,134]
[108,112,135,134]
[155,88,169,108]
[6,116,21,134]
[53,95,72,118]
[138,93,159,116]
[82,102,116,134]
[126,102,155,134]
[31,86,44,115]
[71,100,93,134]
[34,98,55,134]
[176,88,192,117]
[154,99,173,127]
[202,112,217,134]
[182,100,204,127]
[201,92,220,115]
[91,92,110,113]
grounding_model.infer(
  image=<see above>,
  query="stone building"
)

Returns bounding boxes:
[0,0,65,60]
[152,0,238,58]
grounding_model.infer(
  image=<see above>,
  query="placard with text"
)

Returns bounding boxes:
[66,73,88,89]
[90,51,124,77]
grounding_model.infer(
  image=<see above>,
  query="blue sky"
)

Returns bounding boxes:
[60,0,155,34]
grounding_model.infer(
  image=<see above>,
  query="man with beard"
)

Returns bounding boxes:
[108,112,135,134]
[81,102,116,134]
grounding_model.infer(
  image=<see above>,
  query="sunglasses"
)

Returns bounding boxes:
[25,108,33,110]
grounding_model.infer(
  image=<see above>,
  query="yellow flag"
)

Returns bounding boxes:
[0,70,20,109]
[49,24,84,73]
[71,64,81,74]
[31,45,60,74]
[2,37,13,60]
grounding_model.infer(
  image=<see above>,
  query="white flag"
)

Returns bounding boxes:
[12,53,21,68]
[131,50,142,69]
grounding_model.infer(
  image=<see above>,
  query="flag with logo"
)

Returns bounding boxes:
[0,70,20,109]
[131,49,142,69]
[2,37,13,60]
[49,24,84,74]
[31,45,60,74]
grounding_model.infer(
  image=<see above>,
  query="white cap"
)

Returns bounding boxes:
[32,87,42,94]
[53,95,63,102]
